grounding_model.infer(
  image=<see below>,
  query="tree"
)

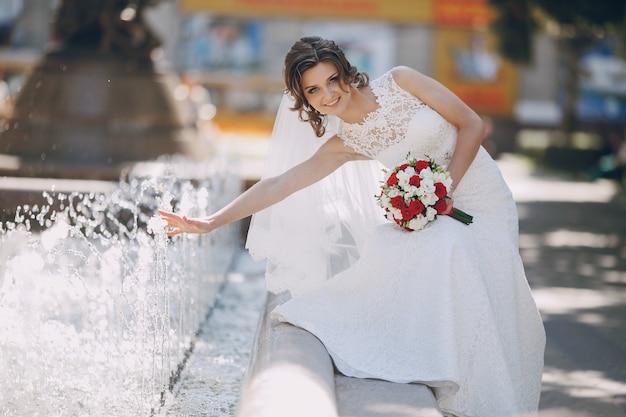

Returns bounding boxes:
[488,0,626,132]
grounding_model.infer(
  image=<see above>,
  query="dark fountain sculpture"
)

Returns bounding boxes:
[0,0,198,180]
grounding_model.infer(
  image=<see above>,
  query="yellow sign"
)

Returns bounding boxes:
[433,0,494,28]
[180,0,433,23]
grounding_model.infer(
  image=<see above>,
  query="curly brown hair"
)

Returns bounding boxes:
[283,36,369,137]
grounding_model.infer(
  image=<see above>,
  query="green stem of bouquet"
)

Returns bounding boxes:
[449,208,473,225]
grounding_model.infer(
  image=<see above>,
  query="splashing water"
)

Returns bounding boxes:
[0,156,241,417]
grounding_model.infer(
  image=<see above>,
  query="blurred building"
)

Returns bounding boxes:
[2,0,624,150]
[166,0,558,154]
[173,0,521,118]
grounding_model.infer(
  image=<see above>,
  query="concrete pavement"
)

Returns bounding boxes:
[499,155,626,417]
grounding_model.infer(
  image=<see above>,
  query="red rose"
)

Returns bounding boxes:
[408,199,425,215]
[401,208,413,220]
[433,199,447,214]
[409,175,421,187]
[415,160,429,172]
[398,163,409,171]
[390,195,406,209]
[387,172,399,186]
[434,182,447,199]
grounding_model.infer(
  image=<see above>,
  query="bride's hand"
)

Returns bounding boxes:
[441,197,454,216]
[158,210,212,236]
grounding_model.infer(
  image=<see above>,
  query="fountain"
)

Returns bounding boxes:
[0,0,204,180]
[0,3,255,414]
[0,156,242,417]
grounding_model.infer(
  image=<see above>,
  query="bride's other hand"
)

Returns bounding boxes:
[158,210,212,236]
[441,198,454,216]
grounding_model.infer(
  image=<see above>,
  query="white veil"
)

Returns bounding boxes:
[245,93,386,298]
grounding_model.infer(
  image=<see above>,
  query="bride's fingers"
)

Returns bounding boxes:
[158,210,179,221]
[157,211,204,235]
[442,198,454,215]
[158,210,187,228]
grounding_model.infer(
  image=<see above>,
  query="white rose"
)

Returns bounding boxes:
[396,168,415,188]
[432,171,449,184]
[379,194,391,209]
[420,167,434,179]
[408,215,428,231]
[405,185,420,198]
[418,179,435,195]
[426,206,437,221]
[420,192,438,206]
[389,207,402,219]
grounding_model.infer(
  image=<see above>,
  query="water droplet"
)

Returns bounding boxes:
[40,153,46,161]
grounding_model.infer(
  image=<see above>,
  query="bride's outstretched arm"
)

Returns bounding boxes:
[159,136,366,236]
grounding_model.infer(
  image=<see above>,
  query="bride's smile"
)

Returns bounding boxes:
[325,96,340,107]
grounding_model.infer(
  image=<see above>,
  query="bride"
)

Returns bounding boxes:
[159,36,545,417]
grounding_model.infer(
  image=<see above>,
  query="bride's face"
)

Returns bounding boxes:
[301,61,351,116]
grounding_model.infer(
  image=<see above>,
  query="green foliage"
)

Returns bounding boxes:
[488,0,626,63]
[534,0,626,28]
[489,0,537,63]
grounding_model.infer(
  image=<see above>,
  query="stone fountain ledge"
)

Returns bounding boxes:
[0,174,118,225]
[235,289,444,417]
[0,157,217,224]
[0,175,116,193]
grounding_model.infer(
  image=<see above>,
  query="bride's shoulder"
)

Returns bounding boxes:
[387,66,441,100]
[388,66,426,87]
[371,66,420,95]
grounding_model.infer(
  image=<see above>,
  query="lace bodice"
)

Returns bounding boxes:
[337,69,458,168]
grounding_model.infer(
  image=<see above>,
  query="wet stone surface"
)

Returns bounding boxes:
[162,254,266,417]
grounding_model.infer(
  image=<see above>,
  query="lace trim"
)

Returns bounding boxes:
[337,70,427,158]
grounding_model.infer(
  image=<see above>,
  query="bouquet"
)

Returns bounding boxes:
[376,155,473,231]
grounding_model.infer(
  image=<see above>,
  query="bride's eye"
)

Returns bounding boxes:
[307,87,318,95]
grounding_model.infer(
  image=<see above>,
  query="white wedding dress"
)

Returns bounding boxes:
[255,70,546,417]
